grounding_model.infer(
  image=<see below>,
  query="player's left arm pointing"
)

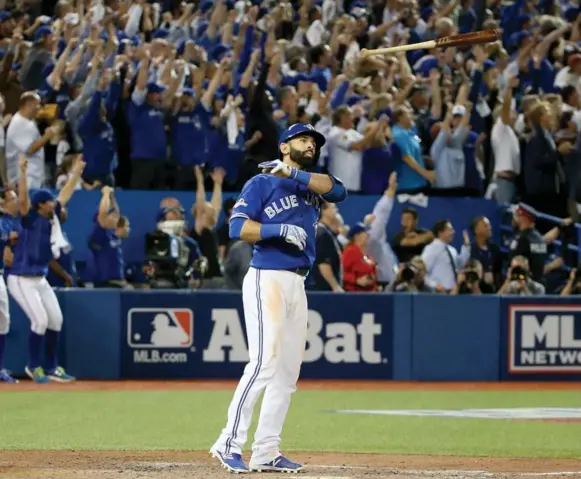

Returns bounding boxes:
[56,155,86,207]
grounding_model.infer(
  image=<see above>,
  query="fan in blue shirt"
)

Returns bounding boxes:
[88,187,130,288]
[6,155,85,384]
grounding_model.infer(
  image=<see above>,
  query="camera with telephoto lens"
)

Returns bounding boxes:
[400,262,419,282]
[464,270,480,285]
[145,231,204,288]
[510,266,528,281]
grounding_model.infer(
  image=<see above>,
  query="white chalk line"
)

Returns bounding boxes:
[131,462,581,477]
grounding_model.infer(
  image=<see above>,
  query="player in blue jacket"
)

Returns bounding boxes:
[7,155,85,384]
[210,123,347,474]
[0,187,20,383]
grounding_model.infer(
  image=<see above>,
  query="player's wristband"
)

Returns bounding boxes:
[290,167,312,186]
[260,223,283,240]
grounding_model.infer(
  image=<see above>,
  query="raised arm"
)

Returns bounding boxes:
[97,186,115,227]
[18,156,30,216]
[56,156,86,207]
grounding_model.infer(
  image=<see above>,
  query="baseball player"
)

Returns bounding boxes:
[7,155,85,384]
[210,123,347,474]
[0,187,20,383]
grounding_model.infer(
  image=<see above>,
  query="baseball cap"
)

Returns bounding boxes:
[31,189,56,207]
[514,203,536,220]
[278,123,326,151]
[0,11,10,23]
[34,26,53,44]
[452,105,466,117]
[147,82,167,94]
[348,222,370,239]
[181,87,195,97]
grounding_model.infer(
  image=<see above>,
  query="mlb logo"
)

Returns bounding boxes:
[127,308,193,348]
[509,305,581,373]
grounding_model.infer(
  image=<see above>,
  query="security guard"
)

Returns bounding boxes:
[510,204,547,283]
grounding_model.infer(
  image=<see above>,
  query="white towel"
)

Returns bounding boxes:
[226,106,238,146]
[50,215,70,260]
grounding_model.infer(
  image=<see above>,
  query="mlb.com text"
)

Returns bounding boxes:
[133,351,188,363]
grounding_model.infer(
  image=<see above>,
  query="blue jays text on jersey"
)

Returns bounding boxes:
[10,202,63,277]
[230,174,323,271]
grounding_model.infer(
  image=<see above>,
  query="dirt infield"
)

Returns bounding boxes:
[2,381,580,478]
[2,450,581,479]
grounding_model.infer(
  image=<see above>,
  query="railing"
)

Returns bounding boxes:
[498,203,581,268]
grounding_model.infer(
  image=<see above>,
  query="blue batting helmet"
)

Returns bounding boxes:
[278,123,326,153]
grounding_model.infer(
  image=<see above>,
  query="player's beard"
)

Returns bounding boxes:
[289,146,315,168]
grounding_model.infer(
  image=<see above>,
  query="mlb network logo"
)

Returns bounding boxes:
[509,305,581,374]
[127,308,193,349]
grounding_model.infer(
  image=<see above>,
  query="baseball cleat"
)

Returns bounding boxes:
[45,366,76,383]
[210,450,249,474]
[25,366,49,384]
[0,369,18,383]
[249,455,304,473]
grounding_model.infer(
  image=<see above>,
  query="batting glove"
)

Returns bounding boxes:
[259,160,292,177]
[280,224,307,251]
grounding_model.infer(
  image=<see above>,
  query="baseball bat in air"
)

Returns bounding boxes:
[360,29,500,58]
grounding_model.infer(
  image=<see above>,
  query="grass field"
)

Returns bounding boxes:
[1,381,580,478]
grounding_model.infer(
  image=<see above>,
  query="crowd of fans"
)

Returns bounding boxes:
[1,0,581,294]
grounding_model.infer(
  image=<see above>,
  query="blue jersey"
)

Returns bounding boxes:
[88,218,125,283]
[0,214,18,271]
[10,202,62,277]
[230,174,322,270]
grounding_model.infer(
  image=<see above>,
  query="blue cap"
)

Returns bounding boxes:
[181,87,195,97]
[0,11,11,22]
[278,123,326,151]
[346,95,365,106]
[31,189,56,207]
[510,31,530,49]
[34,25,52,43]
[152,28,170,39]
[517,14,532,27]
[211,43,231,62]
[177,39,194,55]
[348,222,370,239]
[483,59,496,73]
[147,82,166,94]
[200,0,214,13]
[11,62,20,70]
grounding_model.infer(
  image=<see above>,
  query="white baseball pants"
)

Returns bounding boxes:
[0,276,10,334]
[212,267,308,464]
[7,276,63,335]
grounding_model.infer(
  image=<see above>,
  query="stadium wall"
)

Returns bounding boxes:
[59,191,499,263]
[4,291,581,381]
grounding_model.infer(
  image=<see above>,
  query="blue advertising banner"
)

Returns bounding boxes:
[500,298,581,380]
[119,291,392,380]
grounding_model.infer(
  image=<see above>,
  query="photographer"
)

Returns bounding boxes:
[390,256,433,293]
[498,256,545,296]
[451,259,495,295]
[560,266,581,295]
[145,206,207,289]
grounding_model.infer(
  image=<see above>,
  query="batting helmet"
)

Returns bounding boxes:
[278,123,326,153]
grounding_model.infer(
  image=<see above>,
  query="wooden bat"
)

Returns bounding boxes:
[361,30,500,58]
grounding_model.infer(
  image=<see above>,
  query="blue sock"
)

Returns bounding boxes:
[0,334,6,370]
[28,332,44,370]
[44,329,59,372]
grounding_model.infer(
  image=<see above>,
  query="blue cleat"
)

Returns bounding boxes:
[45,366,76,383]
[210,449,249,474]
[25,366,49,384]
[0,369,18,383]
[250,455,304,473]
